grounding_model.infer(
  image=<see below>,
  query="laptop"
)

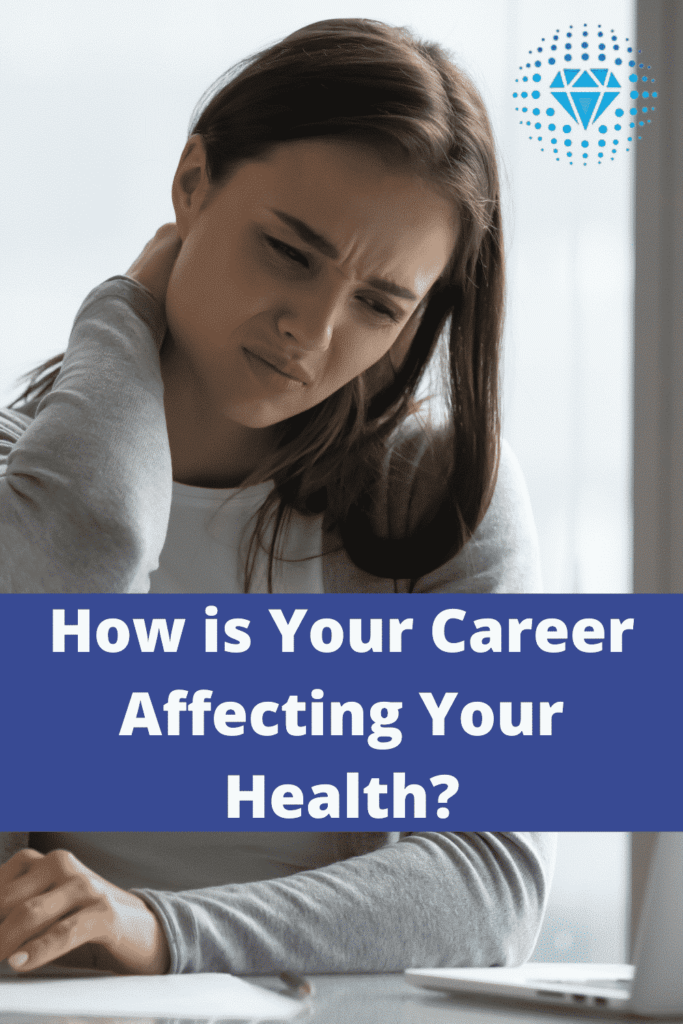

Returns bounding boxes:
[406,832,683,1016]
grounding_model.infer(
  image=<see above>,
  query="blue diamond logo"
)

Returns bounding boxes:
[549,68,621,128]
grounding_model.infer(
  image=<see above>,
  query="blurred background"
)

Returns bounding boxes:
[532,832,629,963]
[1,0,677,965]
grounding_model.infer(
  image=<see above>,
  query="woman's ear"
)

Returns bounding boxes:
[172,134,214,240]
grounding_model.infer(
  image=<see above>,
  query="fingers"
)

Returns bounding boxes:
[0,849,45,918]
[0,849,105,971]
[0,848,170,975]
[0,877,101,971]
[152,223,180,241]
[125,224,183,306]
[0,848,43,882]
[7,904,100,973]
[133,225,182,265]
[0,849,79,921]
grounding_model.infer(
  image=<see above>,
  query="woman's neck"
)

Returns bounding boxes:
[160,341,279,488]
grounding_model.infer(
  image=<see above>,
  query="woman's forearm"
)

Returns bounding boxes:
[0,277,171,592]
[136,831,556,974]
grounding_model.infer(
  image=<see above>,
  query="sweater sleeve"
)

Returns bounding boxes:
[0,277,171,592]
[134,831,555,975]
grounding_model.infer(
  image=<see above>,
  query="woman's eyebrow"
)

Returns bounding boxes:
[269,208,417,301]
[271,209,339,259]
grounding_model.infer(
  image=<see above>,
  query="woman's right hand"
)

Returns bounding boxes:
[0,848,170,975]
[125,224,182,307]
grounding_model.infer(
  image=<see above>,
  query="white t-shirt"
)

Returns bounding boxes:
[149,480,324,593]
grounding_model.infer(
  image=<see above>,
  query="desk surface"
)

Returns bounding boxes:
[257,973,632,1023]
[0,973,662,1024]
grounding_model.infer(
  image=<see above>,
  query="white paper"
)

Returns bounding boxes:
[0,970,303,1020]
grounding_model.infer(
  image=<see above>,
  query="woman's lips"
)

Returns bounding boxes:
[241,346,311,386]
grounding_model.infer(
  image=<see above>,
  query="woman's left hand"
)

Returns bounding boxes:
[0,848,170,975]
[125,223,182,307]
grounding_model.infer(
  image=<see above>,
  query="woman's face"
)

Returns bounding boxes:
[166,137,456,429]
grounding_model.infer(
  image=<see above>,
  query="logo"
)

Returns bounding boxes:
[513,25,658,165]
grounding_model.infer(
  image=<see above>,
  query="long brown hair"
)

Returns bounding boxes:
[15,19,504,589]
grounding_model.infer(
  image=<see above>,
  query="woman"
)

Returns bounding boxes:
[0,20,552,976]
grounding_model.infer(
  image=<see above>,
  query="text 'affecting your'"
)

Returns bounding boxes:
[119,690,564,747]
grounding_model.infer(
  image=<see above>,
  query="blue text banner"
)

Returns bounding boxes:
[0,595,678,831]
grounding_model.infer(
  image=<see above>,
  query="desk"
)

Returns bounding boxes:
[256,973,632,1023]
[0,974,659,1024]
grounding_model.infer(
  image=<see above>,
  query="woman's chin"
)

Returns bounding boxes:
[218,399,297,432]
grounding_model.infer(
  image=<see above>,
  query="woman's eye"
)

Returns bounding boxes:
[265,235,309,268]
[360,296,401,323]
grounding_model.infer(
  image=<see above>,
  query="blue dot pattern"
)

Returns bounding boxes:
[513,25,657,165]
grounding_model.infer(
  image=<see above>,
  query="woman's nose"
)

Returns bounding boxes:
[276,289,339,352]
